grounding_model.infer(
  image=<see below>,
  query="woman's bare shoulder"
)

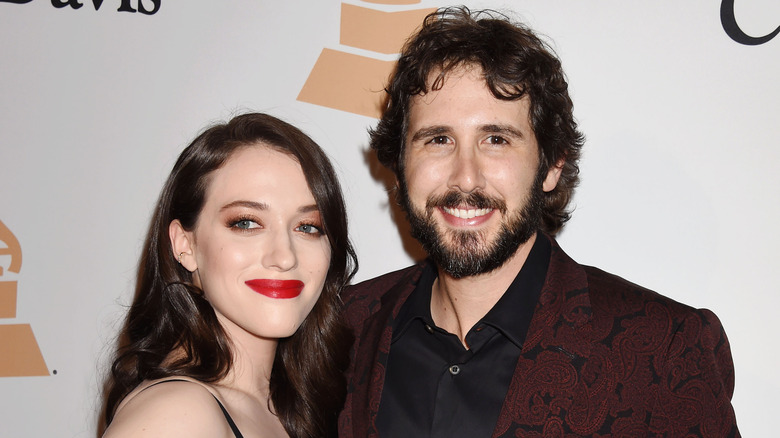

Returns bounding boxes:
[102,378,232,438]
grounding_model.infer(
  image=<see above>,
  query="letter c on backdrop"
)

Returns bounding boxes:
[721,0,779,45]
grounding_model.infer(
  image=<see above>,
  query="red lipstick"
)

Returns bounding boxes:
[245,279,304,299]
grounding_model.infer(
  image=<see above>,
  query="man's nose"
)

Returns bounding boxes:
[447,146,485,194]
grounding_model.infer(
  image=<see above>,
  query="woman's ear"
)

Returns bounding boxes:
[169,220,197,272]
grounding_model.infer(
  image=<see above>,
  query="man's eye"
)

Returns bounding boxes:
[297,224,323,235]
[429,136,450,145]
[486,135,508,145]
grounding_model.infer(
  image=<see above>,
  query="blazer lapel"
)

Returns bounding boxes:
[493,237,595,437]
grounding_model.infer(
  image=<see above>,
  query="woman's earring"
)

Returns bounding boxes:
[178,252,185,264]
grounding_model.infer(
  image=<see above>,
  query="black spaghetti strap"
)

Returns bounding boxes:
[213,396,245,438]
[143,378,186,388]
[139,378,244,438]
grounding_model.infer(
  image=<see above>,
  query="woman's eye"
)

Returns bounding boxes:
[297,223,323,235]
[231,219,259,230]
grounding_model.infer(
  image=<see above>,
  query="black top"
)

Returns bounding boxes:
[375,233,550,437]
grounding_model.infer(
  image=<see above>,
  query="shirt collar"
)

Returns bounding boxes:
[392,231,551,349]
[391,260,438,341]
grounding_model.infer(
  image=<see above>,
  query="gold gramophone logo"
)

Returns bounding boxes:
[0,219,49,377]
[297,0,436,118]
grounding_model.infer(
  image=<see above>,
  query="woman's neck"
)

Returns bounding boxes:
[215,313,278,399]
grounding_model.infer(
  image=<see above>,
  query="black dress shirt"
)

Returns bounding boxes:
[375,233,551,437]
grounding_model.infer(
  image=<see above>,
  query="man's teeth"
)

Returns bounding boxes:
[442,207,492,219]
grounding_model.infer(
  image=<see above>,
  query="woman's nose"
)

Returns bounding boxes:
[262,231,297,271]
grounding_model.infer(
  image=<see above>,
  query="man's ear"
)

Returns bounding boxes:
[169,219,197,272]
[542,158,565,193]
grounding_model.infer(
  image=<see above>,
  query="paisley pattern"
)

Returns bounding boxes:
[339,236,739,437]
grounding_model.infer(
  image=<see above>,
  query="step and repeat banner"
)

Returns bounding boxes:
[1,1,777,436]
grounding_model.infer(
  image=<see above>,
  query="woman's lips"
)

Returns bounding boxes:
[245,279,304,299]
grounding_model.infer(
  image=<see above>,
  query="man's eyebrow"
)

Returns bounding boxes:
[409,126,451,143]
[479,124,525,139]
[220,200,268,211]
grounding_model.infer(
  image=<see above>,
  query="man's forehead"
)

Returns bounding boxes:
[411,64,529,106]
[407,73,532,126]
[423,63,483,94]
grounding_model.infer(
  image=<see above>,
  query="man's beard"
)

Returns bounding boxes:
[399,173,544,279]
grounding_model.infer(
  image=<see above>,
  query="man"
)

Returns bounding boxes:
[340,7,739,438]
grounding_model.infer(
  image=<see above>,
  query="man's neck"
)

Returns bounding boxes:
[430,232,538,347]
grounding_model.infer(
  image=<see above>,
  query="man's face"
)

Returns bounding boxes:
[399,66,561,278]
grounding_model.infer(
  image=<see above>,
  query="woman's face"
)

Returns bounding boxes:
[175,144,331,341]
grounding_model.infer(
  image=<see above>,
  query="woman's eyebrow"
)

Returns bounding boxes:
[298,204,320,214]
[220,200,269,211]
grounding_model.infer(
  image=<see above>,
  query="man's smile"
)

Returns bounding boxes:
[441,206,493,219]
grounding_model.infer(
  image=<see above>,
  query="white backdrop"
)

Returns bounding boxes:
[1,1,777,437]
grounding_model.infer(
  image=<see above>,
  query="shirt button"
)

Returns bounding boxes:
[448,365,461,375]
[424,324,434,334]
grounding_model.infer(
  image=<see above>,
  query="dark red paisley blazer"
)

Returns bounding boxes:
[338,236,739,437]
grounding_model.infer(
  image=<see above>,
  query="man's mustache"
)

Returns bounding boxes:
[425,190,507,214]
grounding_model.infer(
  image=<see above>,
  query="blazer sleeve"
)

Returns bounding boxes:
[650,308,740,437]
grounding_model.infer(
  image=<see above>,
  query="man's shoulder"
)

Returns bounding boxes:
[341,262,427,327]
[547,236,705,319]
[344,263,425,299]
[548,239,727,354]
[581,264,700,322]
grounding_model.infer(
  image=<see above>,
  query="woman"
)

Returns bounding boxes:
[101,113,357,438]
